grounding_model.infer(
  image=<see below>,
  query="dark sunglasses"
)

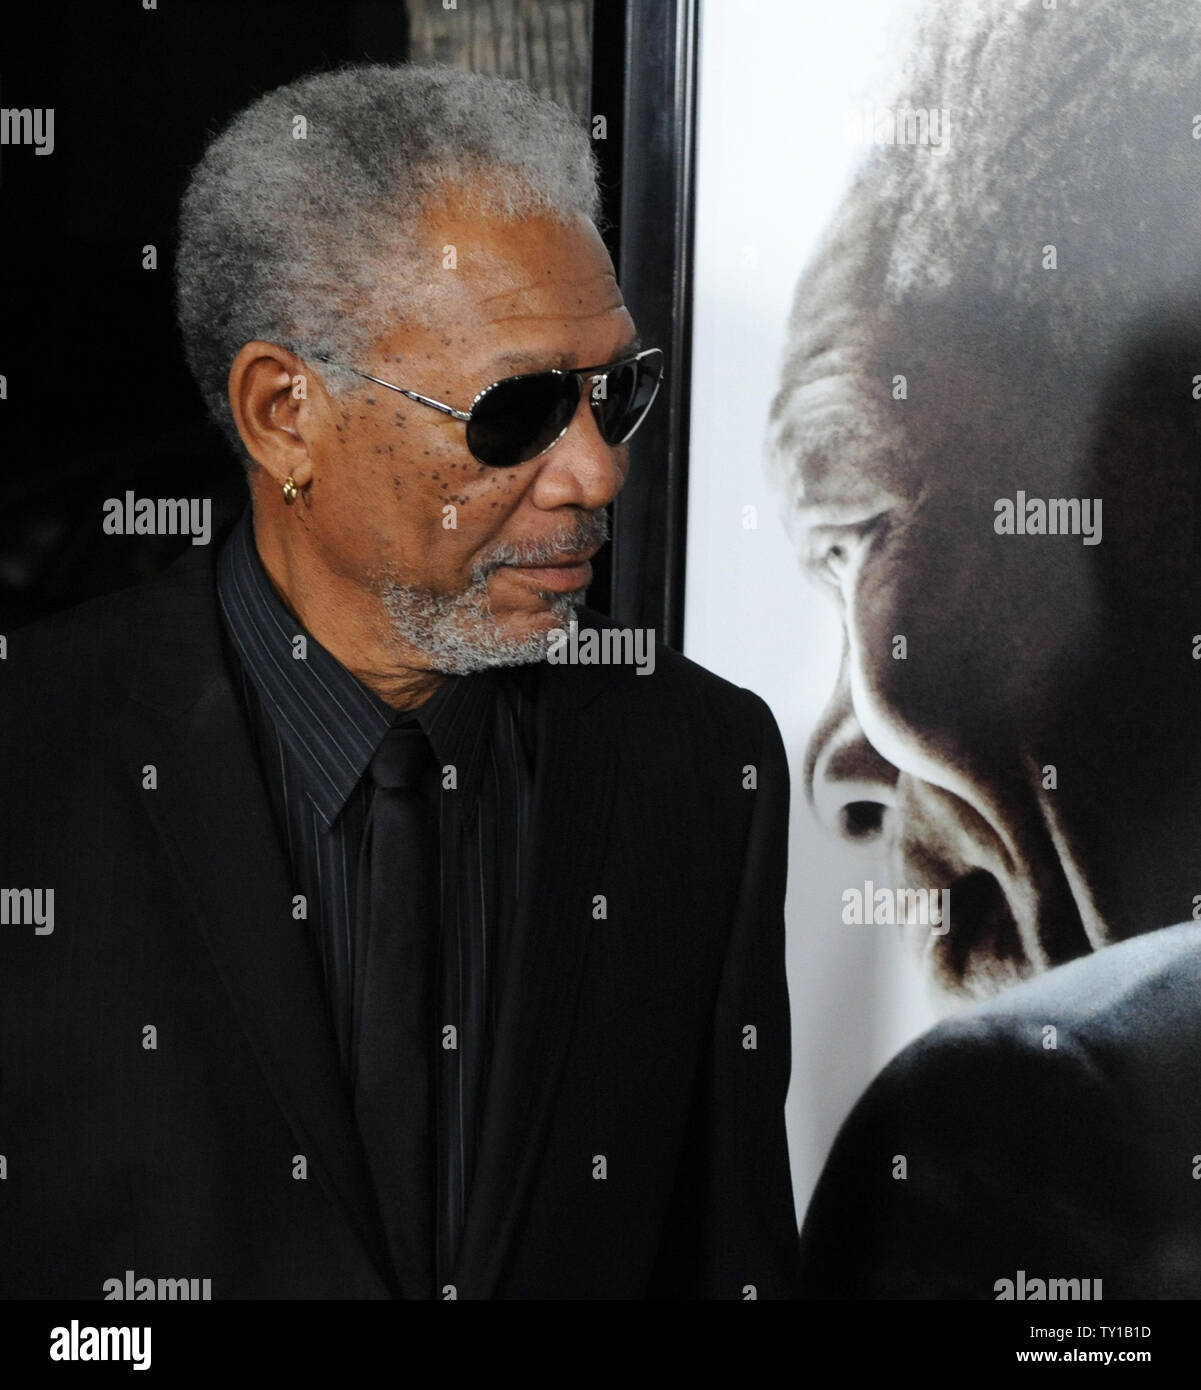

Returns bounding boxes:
[318,347,664,469]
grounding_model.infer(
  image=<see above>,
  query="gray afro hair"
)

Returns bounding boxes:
[175,62,600,459]
[771,0,1201,461]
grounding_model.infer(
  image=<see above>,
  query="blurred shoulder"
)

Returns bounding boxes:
[873,922,1201,1110]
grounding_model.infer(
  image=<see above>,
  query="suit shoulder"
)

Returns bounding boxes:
[2,583,140,724]
[939,921,1201,1050]
[574,606,776,733]
[13,539,217,647]
[863,923,1201,1123]
[802,925,1201,1297]
[1,546,219,721]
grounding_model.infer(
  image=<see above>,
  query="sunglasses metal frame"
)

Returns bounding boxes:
[320,347,664,466]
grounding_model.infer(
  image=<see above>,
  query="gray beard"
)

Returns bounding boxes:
[377,511,608,675]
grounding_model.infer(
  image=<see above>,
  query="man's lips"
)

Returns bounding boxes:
[502,554,595,592]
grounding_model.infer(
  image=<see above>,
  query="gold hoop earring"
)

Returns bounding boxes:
[282,476,299,506]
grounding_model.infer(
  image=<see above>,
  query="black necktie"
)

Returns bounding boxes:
[353,720,440,1300]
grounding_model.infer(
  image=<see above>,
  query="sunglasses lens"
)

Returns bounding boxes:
[466,373,579,467]
[591,349,664,446]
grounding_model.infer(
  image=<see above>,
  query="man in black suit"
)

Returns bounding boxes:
[0,64,799,1299]
[767,0,1201,1295]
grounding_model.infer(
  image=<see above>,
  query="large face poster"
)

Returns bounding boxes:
[689,0,1201,1312]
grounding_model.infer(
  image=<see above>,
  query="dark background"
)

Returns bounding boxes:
[0,0,694,643]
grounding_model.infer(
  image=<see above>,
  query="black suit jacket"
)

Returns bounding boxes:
[0,541,800,1299]
[799,921,1201,1299]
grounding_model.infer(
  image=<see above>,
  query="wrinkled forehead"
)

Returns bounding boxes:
[768,333,906,514]
[767,274,1093,528]
[766,284,955,533]
[393,203,626,347]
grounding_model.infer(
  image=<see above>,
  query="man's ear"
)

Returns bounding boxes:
[228,341,325,488]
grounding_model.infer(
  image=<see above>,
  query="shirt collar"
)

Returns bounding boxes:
[216,509,502,826]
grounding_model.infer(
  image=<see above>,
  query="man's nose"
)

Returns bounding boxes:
[529,391,625,511]
[805,648,900,851]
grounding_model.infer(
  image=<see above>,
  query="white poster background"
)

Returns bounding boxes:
[685,0,947,1220]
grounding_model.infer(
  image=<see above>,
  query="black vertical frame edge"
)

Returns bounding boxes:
[586,0,628,620]
[595,0,697,648]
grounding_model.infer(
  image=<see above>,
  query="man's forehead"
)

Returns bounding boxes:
[770,299,1054,513]
[472,281,630,364]
[770,358,910,513]
[404,213,631,361]
[370,253,632,383]
[478,267,623,313]
[470,279,634,376]
[423,203,618,300]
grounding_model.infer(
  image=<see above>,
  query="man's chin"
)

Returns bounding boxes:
[487,589,587,641]
[507,590,588,623]
[380,581,583,676]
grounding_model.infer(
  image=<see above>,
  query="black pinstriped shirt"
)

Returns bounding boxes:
[215,509,536,1288]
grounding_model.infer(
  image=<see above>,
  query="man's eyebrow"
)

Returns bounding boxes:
[487,334,643,374]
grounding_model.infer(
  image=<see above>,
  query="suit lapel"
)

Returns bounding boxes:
[125,554,628,1297]
[453,652,620,1298]
[124,546,394,1291]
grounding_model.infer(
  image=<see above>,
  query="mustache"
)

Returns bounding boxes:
[472,509,610,579]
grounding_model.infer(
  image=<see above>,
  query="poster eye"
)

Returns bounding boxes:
[811,512,890,587]
[821,540,850,584]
